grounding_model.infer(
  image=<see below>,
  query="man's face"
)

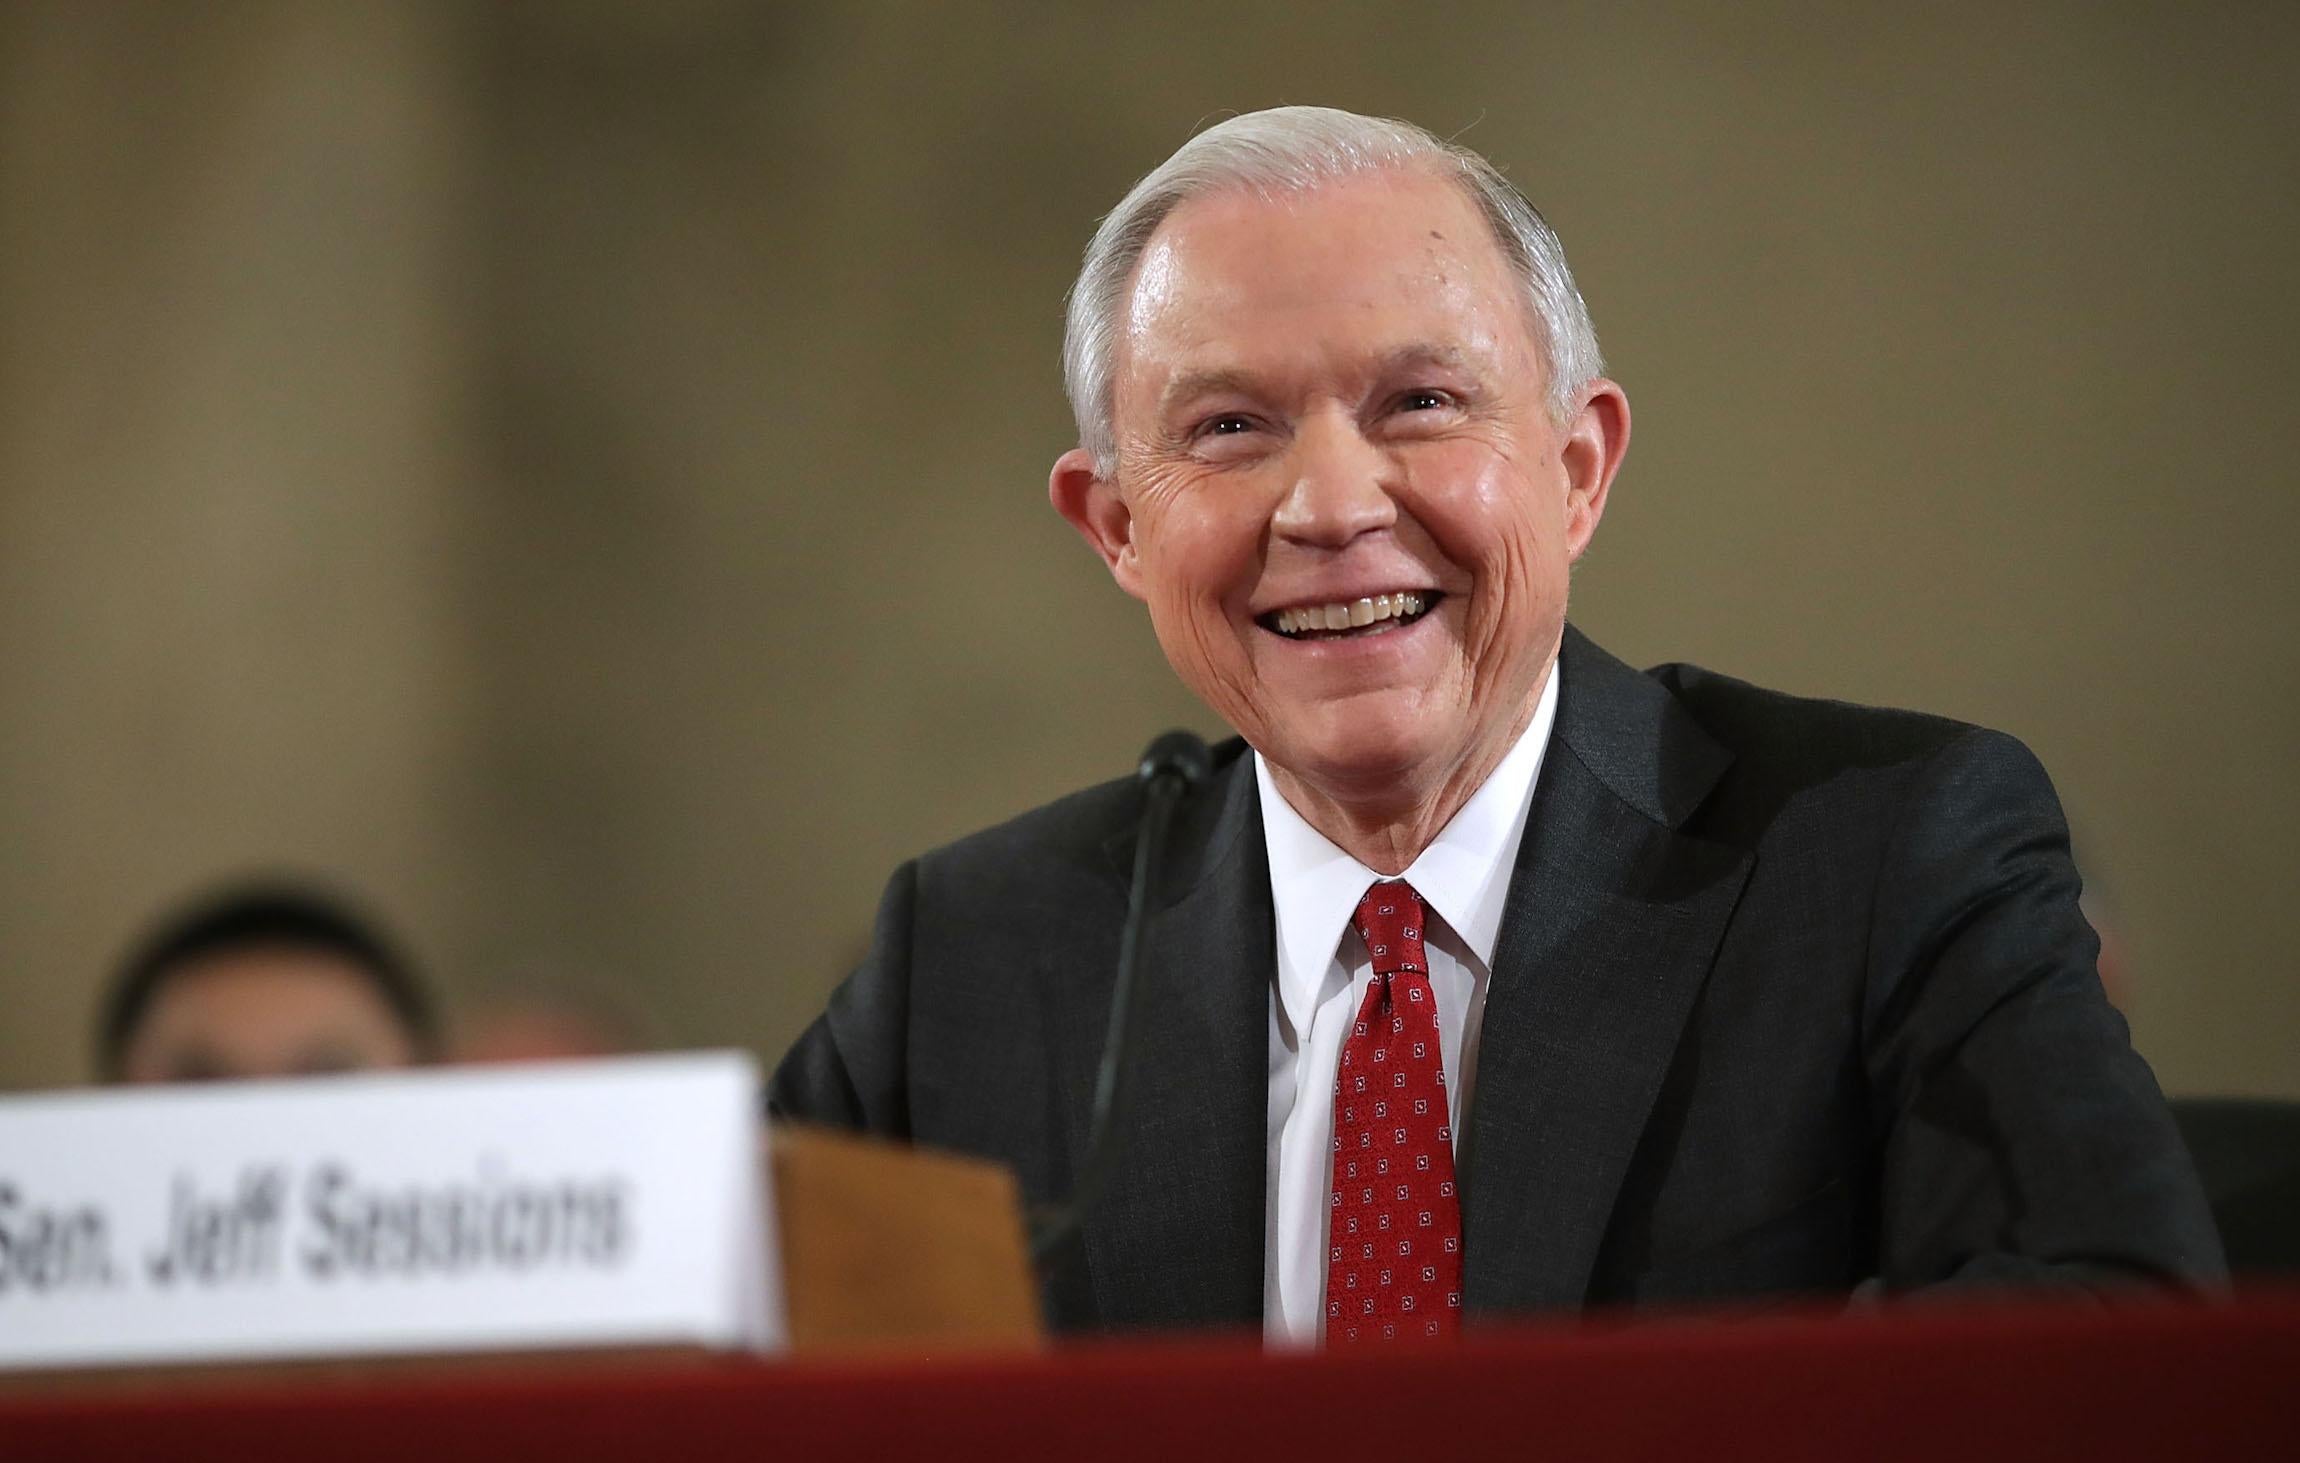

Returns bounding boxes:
[1055,168,1625,809]
[116,949,421,1083]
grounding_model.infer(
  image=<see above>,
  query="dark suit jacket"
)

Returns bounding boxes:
[771,627,2225,1332]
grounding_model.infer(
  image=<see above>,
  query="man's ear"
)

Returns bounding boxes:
[1560,380,1631,564]
[1049,447,1147,601]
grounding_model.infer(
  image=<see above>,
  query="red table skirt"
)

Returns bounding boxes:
[7,1292,2296,1462]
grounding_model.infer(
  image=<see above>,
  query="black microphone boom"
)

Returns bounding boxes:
[1028,729,1210,1266]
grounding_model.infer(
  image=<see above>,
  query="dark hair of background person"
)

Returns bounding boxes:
[95,883,440,1081]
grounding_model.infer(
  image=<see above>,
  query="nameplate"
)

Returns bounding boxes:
[0,1052,778,1370]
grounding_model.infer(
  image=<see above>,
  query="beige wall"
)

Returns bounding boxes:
[1,1,2293,1098]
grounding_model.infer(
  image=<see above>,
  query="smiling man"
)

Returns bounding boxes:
[772,107,2221,1341]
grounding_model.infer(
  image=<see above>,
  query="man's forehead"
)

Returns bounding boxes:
[1131,172,1497,300]
[1117,171,1523,381]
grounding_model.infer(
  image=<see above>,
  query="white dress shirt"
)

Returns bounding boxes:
[1258,664,1561,1346]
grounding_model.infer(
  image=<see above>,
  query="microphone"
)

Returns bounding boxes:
[1028,729,1210,1267]
[1137,729,1212,800]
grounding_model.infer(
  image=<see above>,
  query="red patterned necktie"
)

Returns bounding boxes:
[1327,880,1463,1343]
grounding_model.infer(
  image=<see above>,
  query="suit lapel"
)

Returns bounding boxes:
[1059,749,1270,1330]
[1462,629,1753,1312]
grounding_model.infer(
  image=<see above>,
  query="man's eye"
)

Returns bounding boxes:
[1399,389,1451,412]
[1202,414,1256,437]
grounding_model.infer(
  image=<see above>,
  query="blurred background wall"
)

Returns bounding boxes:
[0,0,2292,1096]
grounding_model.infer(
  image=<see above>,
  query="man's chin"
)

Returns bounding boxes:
[1259,719,1456,808]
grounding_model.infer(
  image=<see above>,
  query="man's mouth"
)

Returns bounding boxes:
[1260,591,1440,641]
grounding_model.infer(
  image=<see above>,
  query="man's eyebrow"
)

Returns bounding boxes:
[1157,345,1480,416]
[1158,367,1265,415]
[1373,342,1475,376]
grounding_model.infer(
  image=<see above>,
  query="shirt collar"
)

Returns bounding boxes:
[1257,660,1561,1041]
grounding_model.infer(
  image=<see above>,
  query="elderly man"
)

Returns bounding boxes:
[771,107,2221,1341]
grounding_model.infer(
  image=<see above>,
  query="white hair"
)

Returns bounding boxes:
[1061,106,1605,473]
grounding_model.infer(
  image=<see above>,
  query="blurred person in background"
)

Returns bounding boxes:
[451,970,655,1065]
[97,883,438,1084]
[2074,851,2132,1014]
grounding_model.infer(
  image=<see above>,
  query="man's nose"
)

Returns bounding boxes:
[1272,413,1398,548]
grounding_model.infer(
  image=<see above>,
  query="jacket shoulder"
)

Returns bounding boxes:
[1647,658,1997,778]
[1630,655,2067,851]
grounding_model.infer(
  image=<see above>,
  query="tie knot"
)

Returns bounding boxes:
[1352,881,1429,976]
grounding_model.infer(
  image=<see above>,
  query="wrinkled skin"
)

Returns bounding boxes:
[1052,168,1631,871]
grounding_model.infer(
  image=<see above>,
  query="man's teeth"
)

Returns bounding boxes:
[1274,592,1427,637]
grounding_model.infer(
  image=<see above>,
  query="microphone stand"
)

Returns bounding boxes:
[1028,731,1209,1268]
